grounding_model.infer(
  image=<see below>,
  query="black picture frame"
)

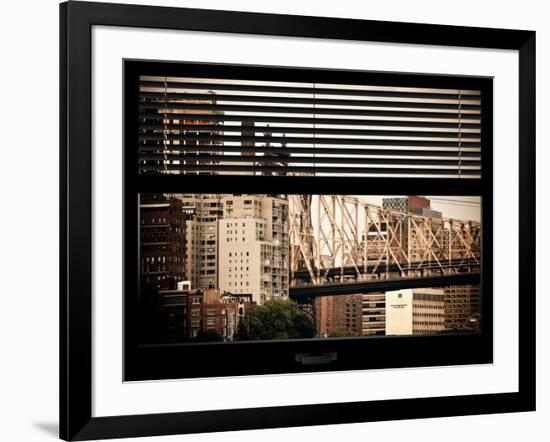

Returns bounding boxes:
[60,1,536,440]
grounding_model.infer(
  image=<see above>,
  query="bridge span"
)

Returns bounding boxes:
[289,272,480,303]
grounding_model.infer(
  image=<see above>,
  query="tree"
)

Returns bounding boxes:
[237,298,315,340]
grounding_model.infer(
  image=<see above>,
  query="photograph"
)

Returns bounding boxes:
[138,193,481,343]
[132,66,484,345]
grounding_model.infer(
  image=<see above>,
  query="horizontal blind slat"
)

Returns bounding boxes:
[138,113,481,129]
[138,102,478,119]
[139,80,480,98]
[139,164,482,176]
[138,93,481,110]
[138,134,480,148]
[139,124,481,138]
[138,145,481,158]
[139,154,481,167]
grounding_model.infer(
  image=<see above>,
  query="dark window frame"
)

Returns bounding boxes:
[123,59,493,382]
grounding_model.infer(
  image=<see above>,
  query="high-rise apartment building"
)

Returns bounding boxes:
[139,194,186,288]
[218,194,289,304]
[385,288,446,335]
[138,92,224,175]
[175,194,223,290]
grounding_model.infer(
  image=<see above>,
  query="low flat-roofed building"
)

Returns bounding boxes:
[386,288,445,335]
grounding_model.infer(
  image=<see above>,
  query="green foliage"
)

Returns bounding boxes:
[328,329,359,337]
[237,298,315,340]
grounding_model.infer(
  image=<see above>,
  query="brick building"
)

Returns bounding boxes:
[157,285,240,342]
[315,294,364,337]
[140,193,186,288]
[382,195,431,213]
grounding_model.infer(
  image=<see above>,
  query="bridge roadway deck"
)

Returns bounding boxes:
[289,272,480,302]
[292,258,480,281]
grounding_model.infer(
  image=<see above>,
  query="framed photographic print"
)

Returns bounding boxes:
[60,1,536,440]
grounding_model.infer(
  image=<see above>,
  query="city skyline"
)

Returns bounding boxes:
[138,193,481,343]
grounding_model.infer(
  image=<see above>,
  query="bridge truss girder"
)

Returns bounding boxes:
[289,195,481,285]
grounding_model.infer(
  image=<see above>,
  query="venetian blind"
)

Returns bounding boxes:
[138,75,482,178]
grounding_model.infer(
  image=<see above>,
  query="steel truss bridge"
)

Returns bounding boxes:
[287,195,481,303]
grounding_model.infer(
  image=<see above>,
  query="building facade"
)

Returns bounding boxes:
[139,193,186,288]
[157,287,203,341]
[382,195,431,213]
[315,292,386,337]
[444,285,481,331]
[361,293,386,336]
[218,194,289,304]
[385,288,446,335]
[175,194,223,290]
[315,295,363,337]
[158,286,239,342]
[138,91,224,175]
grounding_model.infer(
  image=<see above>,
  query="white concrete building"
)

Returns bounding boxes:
[218,195,289,304]
[385,288,445,335]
